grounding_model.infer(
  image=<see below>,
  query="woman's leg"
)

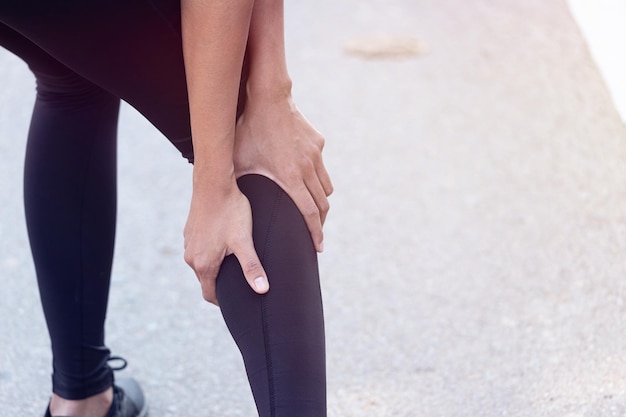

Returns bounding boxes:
[0,21,120,414]
[0,2,327,415]
[218,175,327,417]
[24,69,120,400]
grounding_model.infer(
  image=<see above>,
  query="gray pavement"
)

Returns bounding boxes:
[3,0,626,416]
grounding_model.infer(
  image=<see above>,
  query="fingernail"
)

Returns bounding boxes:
[254,277,269,292]
[319,241,324,252]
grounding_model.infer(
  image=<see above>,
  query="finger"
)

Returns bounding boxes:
[316,158,334,197]
[305,174,330,227]
[194,267,220,306]
[233,239,269,294]
[292,182,324,252]
[200,276,219,306]
[185,250,221,305]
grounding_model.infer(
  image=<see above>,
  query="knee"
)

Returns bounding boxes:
[32,66,117,109]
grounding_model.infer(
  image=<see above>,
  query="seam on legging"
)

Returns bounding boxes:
[259,187,284,417]
[77,122,96,393]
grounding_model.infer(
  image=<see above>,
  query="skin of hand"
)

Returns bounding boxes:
[238,0,333,252]
[234,92,333,252]
[183,180,268,304]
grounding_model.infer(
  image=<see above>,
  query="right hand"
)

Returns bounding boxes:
[233,93,333,252]
[183,181,269,305]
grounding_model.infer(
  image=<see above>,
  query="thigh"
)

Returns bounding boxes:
[0,20,69,77]
[0,0,193,160]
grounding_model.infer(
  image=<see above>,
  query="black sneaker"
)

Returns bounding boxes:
[44,377,148,417]
[108,378,149,417]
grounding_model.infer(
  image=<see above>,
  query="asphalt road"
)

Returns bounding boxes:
[2,0,626,416]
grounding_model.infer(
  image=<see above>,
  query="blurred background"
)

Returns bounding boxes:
[2,0,626,416]
[568,0,626,124]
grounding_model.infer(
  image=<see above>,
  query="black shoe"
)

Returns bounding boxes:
[107,378,149,417]
[44,377,149,417]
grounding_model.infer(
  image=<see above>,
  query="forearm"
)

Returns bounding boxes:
[181,0,254,191]
[245,0,292,98]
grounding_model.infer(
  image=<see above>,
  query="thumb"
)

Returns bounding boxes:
[235,242,269,294]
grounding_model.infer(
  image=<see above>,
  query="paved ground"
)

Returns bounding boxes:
[3,0,626,416]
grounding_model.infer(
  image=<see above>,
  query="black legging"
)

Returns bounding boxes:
[0,1,326,416]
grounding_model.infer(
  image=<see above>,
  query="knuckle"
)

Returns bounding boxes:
[320,199,330,213]
[305,204,320,218]
[315,133,325,149]
[183,251,195,267]
[303,156,316,169]
[186,255,218,278]
[242,259,263,275]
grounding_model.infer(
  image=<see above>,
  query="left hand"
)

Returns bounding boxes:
[233,93,333,252]
[183,178,269,305]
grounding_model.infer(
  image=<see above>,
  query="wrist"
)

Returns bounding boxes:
[190,126,237,190]
[192,161,237,195]
[246,75,293,103]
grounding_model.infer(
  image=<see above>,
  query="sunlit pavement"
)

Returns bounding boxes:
[2,1,626,416]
